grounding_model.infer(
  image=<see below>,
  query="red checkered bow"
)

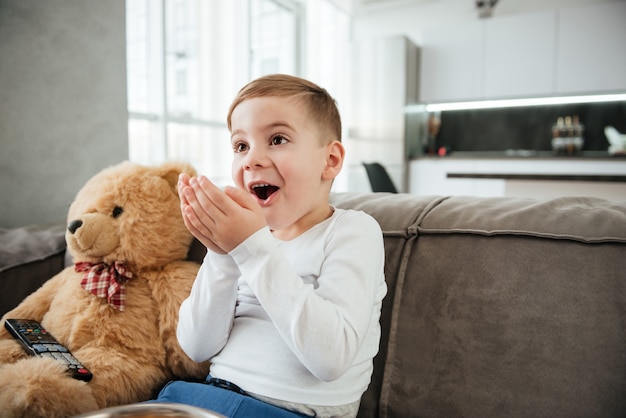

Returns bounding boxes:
[76,261,133,311]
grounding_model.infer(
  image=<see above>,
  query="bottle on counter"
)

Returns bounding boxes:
[551,115,584,155]
[564,116,575,154]
[572,115,584,154]
[551,117,565,155]
[426,112,441,155]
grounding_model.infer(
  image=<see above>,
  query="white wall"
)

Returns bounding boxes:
[0,0,128,228]
[351,0,618,43]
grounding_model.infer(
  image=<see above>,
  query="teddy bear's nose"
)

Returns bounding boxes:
[67,220,83,234]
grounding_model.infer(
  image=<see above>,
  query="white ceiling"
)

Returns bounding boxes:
[334,0,436,14]
[349,0,463,14]
[333,0,616,16]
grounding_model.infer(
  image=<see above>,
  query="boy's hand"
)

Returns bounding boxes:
[179,173,225,254]
[178,174,266,253]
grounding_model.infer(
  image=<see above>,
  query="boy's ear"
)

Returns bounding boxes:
[322,141,345,180]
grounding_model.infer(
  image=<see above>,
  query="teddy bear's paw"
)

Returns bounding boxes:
[0,357,98,418]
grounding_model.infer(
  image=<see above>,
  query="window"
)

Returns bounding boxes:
[126,0,349,188]
[249,0,300,77]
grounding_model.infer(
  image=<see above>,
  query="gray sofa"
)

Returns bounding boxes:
[1,193,625,417]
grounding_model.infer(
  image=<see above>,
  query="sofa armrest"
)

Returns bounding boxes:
[0,222,67,316]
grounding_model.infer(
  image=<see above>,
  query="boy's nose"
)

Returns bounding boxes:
[243,146,267,169]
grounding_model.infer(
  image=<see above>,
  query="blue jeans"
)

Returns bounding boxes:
[153,379,311,418]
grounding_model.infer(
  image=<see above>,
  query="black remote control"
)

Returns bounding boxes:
[4,319,93,382]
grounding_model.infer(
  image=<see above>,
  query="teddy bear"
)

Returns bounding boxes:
[0,161,210,418]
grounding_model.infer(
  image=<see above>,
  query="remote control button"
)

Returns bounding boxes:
[32,344,47,353]
[53,344,68,352]
[77,368,89,375]
[62,353,80,365]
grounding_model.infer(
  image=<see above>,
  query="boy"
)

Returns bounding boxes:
[161,74,387,418]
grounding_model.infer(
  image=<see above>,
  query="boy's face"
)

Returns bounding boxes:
[230,95,344,239]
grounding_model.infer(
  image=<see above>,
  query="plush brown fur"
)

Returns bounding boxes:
[0,161,210,418]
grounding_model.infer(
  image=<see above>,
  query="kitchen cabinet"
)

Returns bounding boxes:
[483,11,555,99]
[420,12,556,102]
[345,36,419,193]
[409,158,626,201]
[419,21,483,102]
[409,159,505,197]
[556,1,626,95]
[419,1,626,102]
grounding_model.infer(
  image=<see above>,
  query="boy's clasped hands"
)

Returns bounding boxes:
[178,173,266,254]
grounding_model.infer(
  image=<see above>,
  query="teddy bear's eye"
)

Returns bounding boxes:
[112,206,124,218]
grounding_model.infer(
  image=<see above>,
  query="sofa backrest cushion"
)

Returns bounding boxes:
[330,192,626,418]
[0,222,68,315]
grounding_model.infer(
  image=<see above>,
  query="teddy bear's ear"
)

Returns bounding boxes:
[154,161,197,195]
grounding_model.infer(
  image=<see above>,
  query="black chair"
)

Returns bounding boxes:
[362,162,398,193]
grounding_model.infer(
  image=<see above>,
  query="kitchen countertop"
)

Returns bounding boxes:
[447,173,626,182]
[409,153,626,185]
[417,150,626,160]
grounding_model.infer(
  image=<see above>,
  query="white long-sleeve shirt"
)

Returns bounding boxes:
[177,208,387,407]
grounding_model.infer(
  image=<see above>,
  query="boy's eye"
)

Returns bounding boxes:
[233,142,248,153]
[271,135,288,146]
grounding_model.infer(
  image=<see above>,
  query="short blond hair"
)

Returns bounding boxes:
[227,74,342,144]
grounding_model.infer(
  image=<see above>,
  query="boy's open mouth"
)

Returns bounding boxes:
[251,183,280,200]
